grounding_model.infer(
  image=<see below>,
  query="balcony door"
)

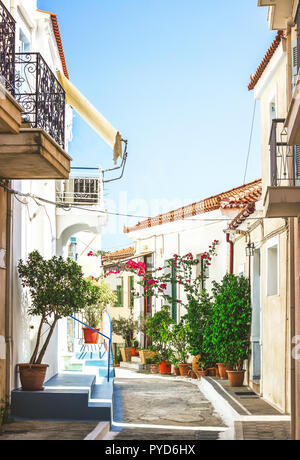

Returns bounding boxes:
[251,249,262,381]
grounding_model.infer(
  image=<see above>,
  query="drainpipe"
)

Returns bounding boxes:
[5,182,13,402]
[226,233,234,274]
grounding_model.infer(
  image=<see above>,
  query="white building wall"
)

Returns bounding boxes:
[129,208,233,322]
[8,1,73,388]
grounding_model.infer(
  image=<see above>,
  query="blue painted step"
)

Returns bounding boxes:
[11,373,113,421]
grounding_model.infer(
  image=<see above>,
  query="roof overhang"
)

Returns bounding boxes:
[257,0,294,30]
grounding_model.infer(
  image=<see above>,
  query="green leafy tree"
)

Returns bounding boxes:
[184,291,216,367]
[170,319,190,364]
[18,251,92,365]
[203,274,252,371]
[146,305,175,362]
[82,278,117,328]
[112,312,139,347]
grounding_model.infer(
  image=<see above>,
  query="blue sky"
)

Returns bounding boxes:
[39,0,274,251]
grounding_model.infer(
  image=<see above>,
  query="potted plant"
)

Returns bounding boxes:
[170,319,191,377]
[82,278,116,344]
[112,311,139,363]
[146,355,160,374]
[146,305,175,375]
[206,274,251,386]
[131,340,139,357]
[17,251,92,391]
[184,292,216,377]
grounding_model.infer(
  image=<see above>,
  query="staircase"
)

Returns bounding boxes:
[11,342,115,422]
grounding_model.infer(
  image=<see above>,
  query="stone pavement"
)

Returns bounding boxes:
[202,377,291,440]
[234,420,291,440]
[0,420,99,440]
[105,367,228,440]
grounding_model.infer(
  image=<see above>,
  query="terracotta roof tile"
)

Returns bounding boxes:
[124,180,262,234]
[37,9,69,79]
[248,31,284,91]
[103,246,135,265]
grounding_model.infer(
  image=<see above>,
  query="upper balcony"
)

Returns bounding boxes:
[264,118,300,217]
[0,1,71,180]
[257,0,294,30]
[56,170,104,208]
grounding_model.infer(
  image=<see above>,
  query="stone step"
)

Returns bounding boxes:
[131,356,142,364]
[120,361,147,373]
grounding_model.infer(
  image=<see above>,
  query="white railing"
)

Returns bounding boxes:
[56,176,103,206]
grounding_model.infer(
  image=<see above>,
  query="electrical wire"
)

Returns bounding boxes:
[0,180,262,223]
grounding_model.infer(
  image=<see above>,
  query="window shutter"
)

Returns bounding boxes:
[292,40,298,92]
[129,276,134,308]
[294,145,300,185]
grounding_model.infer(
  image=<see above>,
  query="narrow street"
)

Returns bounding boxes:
[106,369,228,440]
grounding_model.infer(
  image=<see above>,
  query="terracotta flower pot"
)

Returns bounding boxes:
[131,347,139,357]
[196,369,208,379]
[120,347,132,362]
[83,327,100,344]
[227,370,246,387]
[139,350,156,364]
[159,361,172,375]
[18,364,49,391]
[217,363,232,380]
[207,367,217,377]
[149,363,159,374]
[178,363,191,377]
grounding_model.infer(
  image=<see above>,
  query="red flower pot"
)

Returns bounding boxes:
[159,361,171,375]
[83,327,100,344]
[18,364,49,391]
[178,363,191,377]
[227,370,246,387]
[217,363,232,380]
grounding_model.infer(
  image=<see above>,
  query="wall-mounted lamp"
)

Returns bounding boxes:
[246,242,255,257]
[130,288,141,298]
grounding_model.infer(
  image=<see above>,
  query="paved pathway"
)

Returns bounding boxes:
[107,368,228,440]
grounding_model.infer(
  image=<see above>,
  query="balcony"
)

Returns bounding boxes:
[56,172,103,207]
[264,119,300,218]
[257,0,293,30]
[0,0,22,134]
[0,3,71,180]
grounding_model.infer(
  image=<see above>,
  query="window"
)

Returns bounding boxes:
[267,243,278,296]
[196,254,209,290]
[115,278,124,307]
[144,254,154,316]
[68,237,78,261]
[164,259,177,322]
[129,276,134,309]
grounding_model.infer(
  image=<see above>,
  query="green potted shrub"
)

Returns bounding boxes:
[82,278,117,344]
[146,305,175,375]
[206,274,252,386]
[131,340,140,357]
[184,292,216,376]
[170,319,191,377]
[17,251,93,391]
[112,311,139,363]
[145,355,160,374]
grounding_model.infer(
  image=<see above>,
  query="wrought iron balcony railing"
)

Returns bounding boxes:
[269,118,300,187]
[0,0,16,94]
[56,177,102,205]
[15,53,66,149]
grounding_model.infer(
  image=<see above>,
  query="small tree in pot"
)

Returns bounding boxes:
[205,274,252,386]
[82,278,117,344]
[112,311,139,362]
[17,251,93,391]
[145,305,175,374]
[170,319,191,377]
